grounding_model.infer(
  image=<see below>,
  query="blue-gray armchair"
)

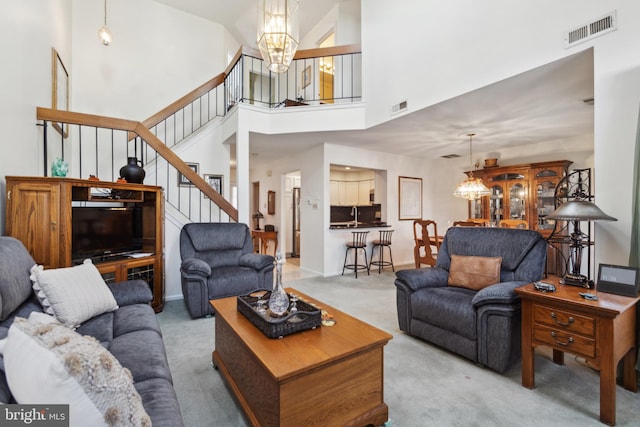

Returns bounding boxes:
[395,227,547,373]
[179,223,274,318]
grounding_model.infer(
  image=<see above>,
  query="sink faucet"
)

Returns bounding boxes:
[351,206,358,226]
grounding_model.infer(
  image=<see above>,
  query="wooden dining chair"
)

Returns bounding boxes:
[498,219,529,229]
[452,220,483,227]
[466,218,489,226]
[413,220,439,268]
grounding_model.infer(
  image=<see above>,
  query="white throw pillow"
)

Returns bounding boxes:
[2,312,150,427]
[30,260,118,329]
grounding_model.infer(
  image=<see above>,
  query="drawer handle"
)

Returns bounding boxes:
[550,331,574,346]
[550,312,574,326]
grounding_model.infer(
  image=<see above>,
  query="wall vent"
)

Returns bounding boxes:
[441,154,461,159]
[564,11,617,48]
[391,100,408,115]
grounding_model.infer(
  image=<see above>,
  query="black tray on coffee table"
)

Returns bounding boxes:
[236,290,321,339]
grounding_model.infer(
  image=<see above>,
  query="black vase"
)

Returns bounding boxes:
[119,157,145,184]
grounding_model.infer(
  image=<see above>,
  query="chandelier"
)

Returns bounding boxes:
[453,133,491,200]
[97,0,112,46]
[257,0,299,73]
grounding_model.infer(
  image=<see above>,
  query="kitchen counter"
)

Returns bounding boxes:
[329,222,390,229]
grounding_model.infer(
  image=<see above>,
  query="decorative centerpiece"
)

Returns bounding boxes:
[484,158,498,168]
[119,157,145,183]
[268,251,289,316]
[51,158,69,177]
[236,252,321,338]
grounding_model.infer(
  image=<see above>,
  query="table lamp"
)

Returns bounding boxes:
[546,200,617,287]
[253,211,264,230]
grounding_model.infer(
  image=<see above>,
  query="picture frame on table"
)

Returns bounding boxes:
[398,176,422,220]
[596,264,640,297]
[178,163,199,186]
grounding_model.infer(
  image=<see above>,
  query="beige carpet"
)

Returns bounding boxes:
[157,266,640,427]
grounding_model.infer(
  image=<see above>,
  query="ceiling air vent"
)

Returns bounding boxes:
[391,100,408,115]
[441,154,461,159]
[564,11,617,48]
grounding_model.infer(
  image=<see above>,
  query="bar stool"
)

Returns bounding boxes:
[341,231,370,278]
[370,229,394,273]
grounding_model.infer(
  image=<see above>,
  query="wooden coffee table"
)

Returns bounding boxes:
[210,288,392,427]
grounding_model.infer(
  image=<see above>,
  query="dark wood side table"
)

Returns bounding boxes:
[515,276,639,426]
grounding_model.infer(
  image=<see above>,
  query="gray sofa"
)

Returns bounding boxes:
[0,236,184,427]
[180,222,274,318]
[395,227,547,373]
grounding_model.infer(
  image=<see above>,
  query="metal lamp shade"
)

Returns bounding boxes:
[547,200,616,288]
[546,200,617,222]
[257,0,299,73]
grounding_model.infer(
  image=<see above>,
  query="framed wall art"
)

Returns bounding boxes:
[267,190,276,215]
[398,176,422,220]
[178,163,199,186]
[51,47,69,137]
[204,174,223,196]
[302,65,311,89]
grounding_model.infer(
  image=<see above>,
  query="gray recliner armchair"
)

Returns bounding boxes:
[395,227,547,373]
[180,222,274,318]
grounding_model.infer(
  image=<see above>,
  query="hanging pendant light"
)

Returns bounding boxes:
[98,0,112,46]
[453,133,491,200]
[257,0,299,73]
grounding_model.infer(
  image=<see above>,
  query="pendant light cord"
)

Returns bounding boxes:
[468,133,475,177]
[104,0,108,26]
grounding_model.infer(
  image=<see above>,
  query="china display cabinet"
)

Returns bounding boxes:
[467,160,572,233]
[467,160,573,275]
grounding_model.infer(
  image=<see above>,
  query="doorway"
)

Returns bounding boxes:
[252,181,260,230]
[285,172,301,264]
[318,31,334,103]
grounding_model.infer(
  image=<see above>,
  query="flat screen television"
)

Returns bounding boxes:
[72,206,143,262]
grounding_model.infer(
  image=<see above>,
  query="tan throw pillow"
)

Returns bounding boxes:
[448,255,502,291]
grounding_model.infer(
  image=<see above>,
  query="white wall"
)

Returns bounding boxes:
[0,0,72,232]
[300,0,361,49]
[336,0,362,46]
[361,0,640,269]
[71,0,229,120]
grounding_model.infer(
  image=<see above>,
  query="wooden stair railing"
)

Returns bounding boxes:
[36,45,362,223]
[132,44,362,141]
[36,107,238,222]
[127,72,226,142]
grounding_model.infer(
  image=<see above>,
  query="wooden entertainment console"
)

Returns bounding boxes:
[5,176,164,312]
